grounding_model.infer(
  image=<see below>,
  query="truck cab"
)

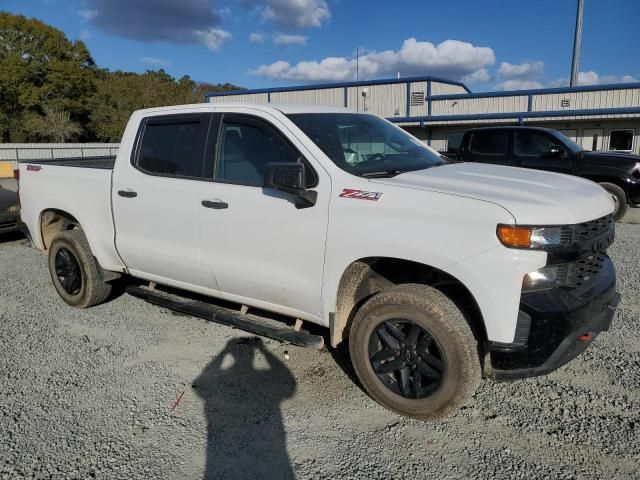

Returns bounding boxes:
[457,126,640,220]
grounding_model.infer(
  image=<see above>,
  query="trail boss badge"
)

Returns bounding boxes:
[339,188,383,201]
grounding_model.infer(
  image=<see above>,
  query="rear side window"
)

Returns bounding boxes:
[136,114,210,178]
[469,131,508,155]
[216,115,315,187]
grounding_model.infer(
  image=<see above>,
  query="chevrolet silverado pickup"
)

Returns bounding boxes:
[457,126,640,221]
[18,104,620,420]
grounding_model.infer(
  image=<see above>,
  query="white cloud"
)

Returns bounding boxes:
[140,56,171,67]
[79,30,92,41]
[241,0,330,28]
[494,79,543,91]
[273,33,306,46]
[249,32,266,44]
[498,61,544,80]
[252,38,495,83]
[547,71,638,88]
[462,68,490,84]
[193,28,232,51]
[75,8,98,20]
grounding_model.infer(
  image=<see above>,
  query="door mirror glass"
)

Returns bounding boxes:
[547,146,564,157]
[264,162,306,194]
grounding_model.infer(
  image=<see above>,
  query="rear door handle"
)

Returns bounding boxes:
[118,190,138,198]
[201,200,228,210]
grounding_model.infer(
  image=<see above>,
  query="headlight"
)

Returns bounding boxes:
[497,225,564,249]
[522,265,559,292]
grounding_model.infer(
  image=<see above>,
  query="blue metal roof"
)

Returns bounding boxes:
[204,75,471,98]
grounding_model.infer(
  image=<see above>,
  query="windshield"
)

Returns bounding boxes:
[549,130,583,154]
[287,113,447,177]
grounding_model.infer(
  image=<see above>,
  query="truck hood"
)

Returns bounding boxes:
[370,162,614,225]
[581,150,640,166]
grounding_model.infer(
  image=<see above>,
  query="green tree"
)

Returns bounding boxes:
[0,12,96,141]
[25,103,82,142]
[87,70,244,142]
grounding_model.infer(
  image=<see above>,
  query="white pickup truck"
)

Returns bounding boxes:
[19,103,620,419]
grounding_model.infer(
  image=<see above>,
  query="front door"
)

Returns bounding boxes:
[197,111,330,320]
[112,112,211,286]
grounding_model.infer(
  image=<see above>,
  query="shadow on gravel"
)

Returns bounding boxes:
[192,337,296,480]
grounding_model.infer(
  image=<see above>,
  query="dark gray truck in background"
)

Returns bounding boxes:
[455,126,640,221]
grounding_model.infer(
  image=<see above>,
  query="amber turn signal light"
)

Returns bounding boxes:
[497,225,532,248]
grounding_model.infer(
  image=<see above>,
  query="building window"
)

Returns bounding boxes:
[609,129,634,151]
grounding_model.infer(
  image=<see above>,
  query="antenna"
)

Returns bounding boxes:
[356,47,359,82]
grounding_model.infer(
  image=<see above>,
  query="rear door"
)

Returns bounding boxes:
[196,111,330,320]
[463,130,510,165]
[512,130,572,173]
[112,113,212,286]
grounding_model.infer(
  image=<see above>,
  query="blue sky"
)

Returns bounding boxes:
[3,0,639,92]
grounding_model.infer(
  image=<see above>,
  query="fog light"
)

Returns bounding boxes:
[7,204,19,213]
[522,266,558,292]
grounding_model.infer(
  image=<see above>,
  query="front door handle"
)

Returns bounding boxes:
[118,190,138,198]
[201,200,228,210]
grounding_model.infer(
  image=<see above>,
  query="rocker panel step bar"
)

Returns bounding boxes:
[126,285,325,349]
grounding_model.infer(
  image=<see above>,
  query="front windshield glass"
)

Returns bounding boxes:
[550,130,583,154]
[288,113,447,177]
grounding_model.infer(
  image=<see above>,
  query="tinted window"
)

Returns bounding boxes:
[469,131,507,155]
[514,132,562,156]
[609,129,634,151]
[137,115,208,178]
[446,132,465,153]
[216,116,313,186]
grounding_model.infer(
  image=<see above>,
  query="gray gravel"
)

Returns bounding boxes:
[1,225,639,480]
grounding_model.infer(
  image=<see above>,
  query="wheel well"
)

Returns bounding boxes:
[330,257,486,348]
[40,209,81,251]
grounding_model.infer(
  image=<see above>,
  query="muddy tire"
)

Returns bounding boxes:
[349,284,481,420]
[599,182,628,222]
[48,230,112,308]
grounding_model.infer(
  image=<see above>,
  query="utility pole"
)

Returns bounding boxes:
[570,0,584,87]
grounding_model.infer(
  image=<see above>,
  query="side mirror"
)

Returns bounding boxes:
[264,162,317,209]
[548,146,563,157]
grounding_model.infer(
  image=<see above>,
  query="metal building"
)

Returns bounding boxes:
[205,75,640,156]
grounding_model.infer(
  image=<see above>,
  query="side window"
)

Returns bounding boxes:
[469,131,507,155]
[514,132,561,157]
[137,114,209,178]
[216,115,315,186]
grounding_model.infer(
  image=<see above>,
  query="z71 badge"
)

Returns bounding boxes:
[339,188,383,201]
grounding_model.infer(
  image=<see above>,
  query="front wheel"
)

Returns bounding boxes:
[349,284,481,420]
[599,182,628,222]
[48,230,112,308]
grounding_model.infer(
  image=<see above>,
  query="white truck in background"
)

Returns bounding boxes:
[18,103,619,419]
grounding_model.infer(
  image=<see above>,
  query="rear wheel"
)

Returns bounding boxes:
[349,284,481,420]
[48,230,112,308]
[599,182,628,222]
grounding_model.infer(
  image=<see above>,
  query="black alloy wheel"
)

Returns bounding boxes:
[368,319,446,399]
[54,247,83,295]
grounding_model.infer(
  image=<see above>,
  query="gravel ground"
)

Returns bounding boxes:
[1,224,639,480]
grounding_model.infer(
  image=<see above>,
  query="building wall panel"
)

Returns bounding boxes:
[431,82,467,95]
[431,95,528,116]
[532,88,640,111]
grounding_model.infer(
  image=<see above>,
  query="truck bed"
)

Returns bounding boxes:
[20,156,116,170]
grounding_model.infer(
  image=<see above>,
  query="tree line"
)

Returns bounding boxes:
[0,12,243,143]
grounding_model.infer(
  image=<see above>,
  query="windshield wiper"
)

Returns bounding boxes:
[361,169,407,178]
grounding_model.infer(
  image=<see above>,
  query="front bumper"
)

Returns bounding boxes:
[489,256,619,381]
